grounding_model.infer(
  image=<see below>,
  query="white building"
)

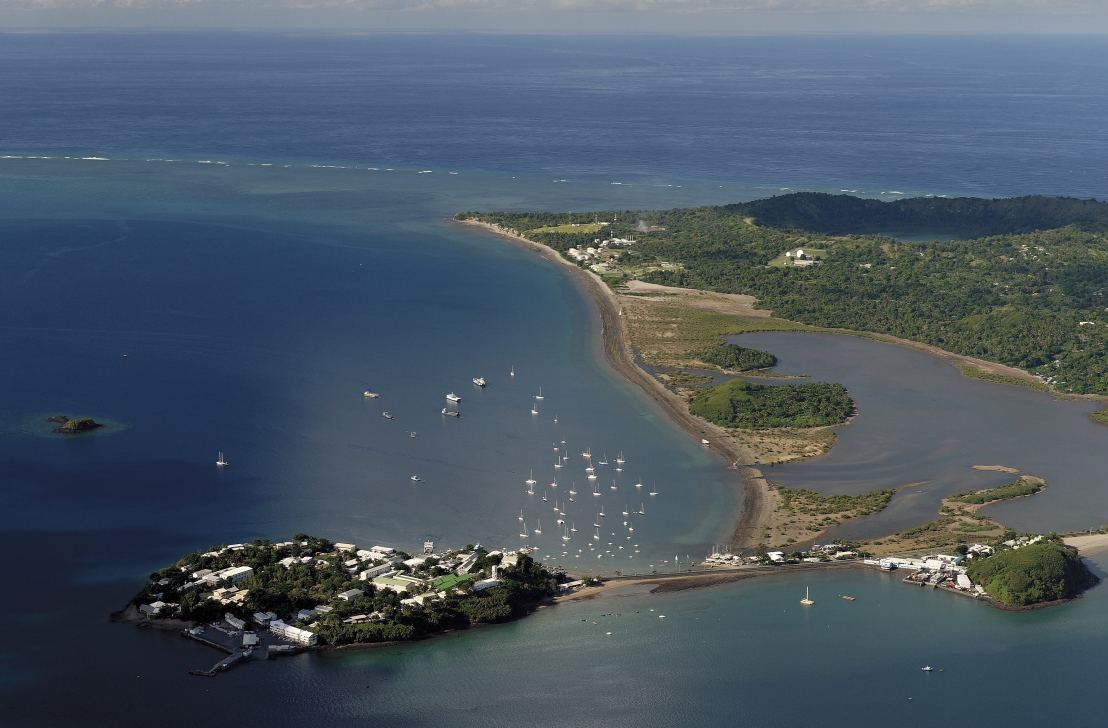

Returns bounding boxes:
[337,588,364,602]
[358,563,393,581]
[269,620,317,646]
[214,565,254,584]
[224,613,246,630]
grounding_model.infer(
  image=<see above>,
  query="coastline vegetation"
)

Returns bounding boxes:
[950,477,1043,505]
[690,380,853,430]
[462,193,1108,396]
[48,415,103,433]
[966,541,1092,607]
[761,485,895,546]
[1092,409,1108,426]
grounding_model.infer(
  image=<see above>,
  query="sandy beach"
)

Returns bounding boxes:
[458,219,772,549]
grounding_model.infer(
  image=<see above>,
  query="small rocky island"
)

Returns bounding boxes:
[117,535,581,676]
[48,415,104,434]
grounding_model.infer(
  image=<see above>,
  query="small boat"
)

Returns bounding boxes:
[531,405,539,415]
[700,439,710,447]
[553,415,558,423]
[922,666,933,672]
[408,431,417,438]
[216,451,228,468]
[550,478,559,489]
[585,465,595,474]
[362,390,380,399]
[535,387,544,401]
[553,443,559,452]
[518,509,525,522]
[599,454,609,466]
[622,506,630,517]
[542,491,548,502]
[525,469,537,487]
[800,586,814,606]
[472,377,486,387]
[592,483,601,496]
[510,365,515,377]
[554,460,563,469]
[534,520,542,535]
[568,483,578,496]
[441,407,460,417]
[635,479,644,489]
[587,472,598,481]
[610,481,618,491]
[649,482,659,497]
[638,503,646,515]
[520,521,529,539]
[616,452,625,465]
[382,411,395,420]
[446,392,462,403]
[410,475,422,482]
[570,523,577,533]
[598,508,606,517]
[582,448,592,460]
[841,595,856,601]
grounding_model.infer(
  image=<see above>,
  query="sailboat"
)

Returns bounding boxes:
[599,454,609,466]
[592,482,601,496]
[635,478,644,489]
[587,472,598,481]
[534,520,542,535]
[622,506,630,517]
[542,491,548,502]
[518,508,525,522]
[568,482,578,496]
[520,521,529,539]
[554,459,563,469]
[649,482,659,497]
[610,480,618,491]
[525,469,537,488]
[510,365,515,377]
[534,386,544,400]
[550,477,559,489]
[585,465,595,474]
[531,403,540,415]
[593,528,600,541]
[638,503,646,515]
[616,451,625,465]
[216,451,228,468]
[562,525,571,542]
[570,523,577,533]
[409,475,422,483]
[800,586,814,606]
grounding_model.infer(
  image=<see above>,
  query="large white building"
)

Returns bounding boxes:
[269,620,317,646]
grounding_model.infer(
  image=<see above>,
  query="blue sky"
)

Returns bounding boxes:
[1,0,1106,33]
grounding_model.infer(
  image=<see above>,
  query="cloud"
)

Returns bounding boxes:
[5,0,1102,11]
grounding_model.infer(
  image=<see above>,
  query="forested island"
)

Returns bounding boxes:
[965,541,1094,608]
[461,193,1108,395]
[690,380,853,429]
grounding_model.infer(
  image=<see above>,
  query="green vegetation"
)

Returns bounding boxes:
[131,535,562,647]
[48,415,103,433]
[462,193,1108,395]
[966,542,1093,607]
[779,487,894,517]
[527,222,603,234]
[950,477,1043,505]
[690,379,853,429]
[955,364,1052,393]
[698,342,777,371]
[1092,409,1108,426]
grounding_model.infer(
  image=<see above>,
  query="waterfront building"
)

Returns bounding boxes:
[269,620,317,647]
[224,613,246,631]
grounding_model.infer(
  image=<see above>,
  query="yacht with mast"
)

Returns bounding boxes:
[216,451,228,468]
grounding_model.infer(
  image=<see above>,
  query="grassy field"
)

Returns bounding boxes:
[1092,409,1108,426]
[956,364,1052,393]
[430,573,479,592]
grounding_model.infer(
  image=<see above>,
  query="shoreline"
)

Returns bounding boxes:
[457,219,772,549]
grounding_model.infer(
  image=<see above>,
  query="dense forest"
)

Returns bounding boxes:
[689,380,853,429]
[966,541,1093,607]
[463,194,1108,395]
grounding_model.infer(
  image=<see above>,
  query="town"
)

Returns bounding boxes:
[125,535,580,676]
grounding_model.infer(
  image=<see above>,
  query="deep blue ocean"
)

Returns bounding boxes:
[2,32,1108,727]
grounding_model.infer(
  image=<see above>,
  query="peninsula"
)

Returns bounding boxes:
[457,192,1108,559]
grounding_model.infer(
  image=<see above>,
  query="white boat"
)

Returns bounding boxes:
[585,465,595,474]
[534,520,542,535]
[441,407,460,417]
[582,448,592,459]
[531,404,539,415]
[216,451,228,468]
[535,387,544,401]
[598,508,606,517]
[588,472,598,481]
[553,443,560,452]
[554,460,563,469]
[701,439,710,447]
[550,477,559,488]
[562,526,571,542]
[922,666,933,672]
[446,392,462,403]
[520,521,528,539]
[542,491,548,502]
[382,411,394,419]
[622,506,630,517]
[408,431,417,438]
[410,475,421,482]
[525,469,537,487]
[635,478,644,489]
[616,452,625,465]
[571,523,577,533]
[518,508,525,522]
[592,483,601,496]
[638,503,646,515]
[800,586,814,606]
[510,365,515,377]
[472,377,486,387]
[649,483,659,496]
[568,483,578,496]
[599,454,609,466]
[593,528,600,541]
[362,390,380,399]
[610,481,618,491]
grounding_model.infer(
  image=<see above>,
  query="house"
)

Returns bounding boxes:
[334,543,356,553]
[956,574,973,590]
[242,632,259,648]
[224,613,246,631]
[337,588,364,602]
[403,556,429,569]
[253,611,278,626]
[455,552,479,575]
[369,545,396,557]
[296,608,317,622]
[472,577,500,592]
[766,551,785,563]
[139,601,168,617]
